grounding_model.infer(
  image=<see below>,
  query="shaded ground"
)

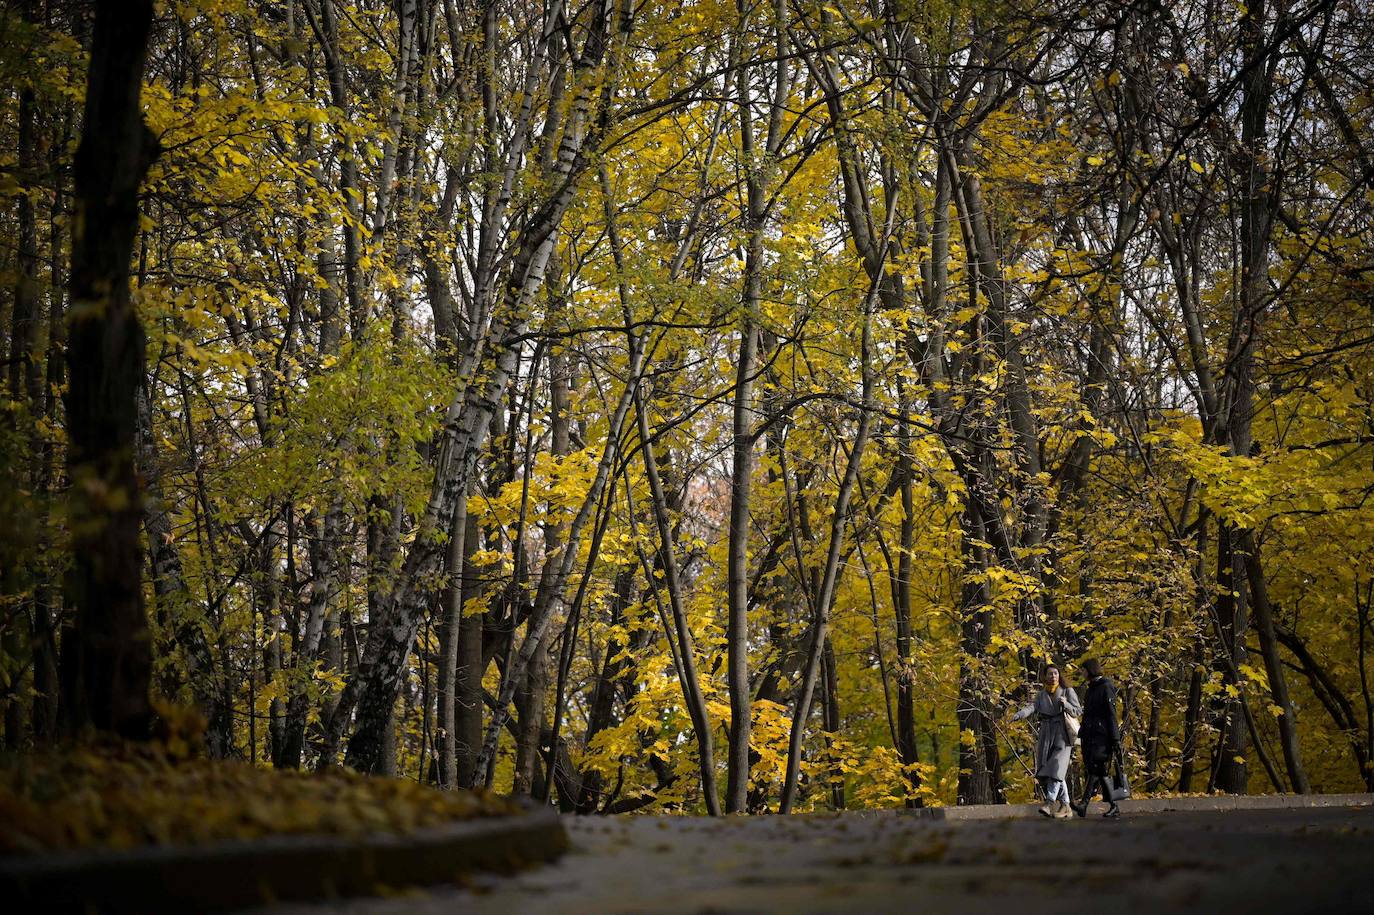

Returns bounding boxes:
[256,805,1374,914]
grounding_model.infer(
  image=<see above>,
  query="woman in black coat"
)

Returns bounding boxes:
[1072,658,1121,818]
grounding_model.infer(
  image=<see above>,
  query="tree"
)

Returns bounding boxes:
[59,0,160,740]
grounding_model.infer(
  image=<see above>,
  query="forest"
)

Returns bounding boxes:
[1,0,1371,819]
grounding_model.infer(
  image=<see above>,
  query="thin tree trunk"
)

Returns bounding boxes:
[1227,0,1307,795]
[31,114,68,743]
[327,0,616,771]
[725,238,758,813]
[635,387,721,814]
[136,382,230,756]
[821,636,844,810]
[1214,521,1250,793]
[724,0,786,808]
[957,503,999,806]
[893,405,920,802]
[1274,621,1374,791]
[4,82,40,746]
[1179,641,1205,793]
[281,508,341,768]
[597,157,721,814]
[1242,537,1309,792]
[778,303,874,813]
[469,335,643,783]
[514,264,573,796]
[454,509,484,788]
[436,491,468,788]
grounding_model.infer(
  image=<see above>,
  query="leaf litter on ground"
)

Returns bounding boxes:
[0,734,519,855]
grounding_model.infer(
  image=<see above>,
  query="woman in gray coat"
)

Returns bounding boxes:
[1012,664,1082,818]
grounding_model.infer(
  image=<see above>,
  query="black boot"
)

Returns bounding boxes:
[1071,781,1092,817]
[1099,777,1119,817]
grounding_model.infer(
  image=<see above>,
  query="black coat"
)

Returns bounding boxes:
[1080,676,1120,771]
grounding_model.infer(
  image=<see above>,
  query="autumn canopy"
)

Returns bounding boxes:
[0,0,1371,821]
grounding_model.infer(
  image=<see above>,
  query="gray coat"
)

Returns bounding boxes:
[1015,687,1082,780]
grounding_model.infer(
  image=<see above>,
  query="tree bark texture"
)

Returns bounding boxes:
[59,0,160,740]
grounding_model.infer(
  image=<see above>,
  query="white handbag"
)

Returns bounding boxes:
[1064,713,1081,743]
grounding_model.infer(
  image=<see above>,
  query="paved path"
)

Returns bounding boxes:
[258,805,1374,914]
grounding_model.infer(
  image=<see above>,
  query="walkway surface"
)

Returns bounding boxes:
[257,803,1374,914]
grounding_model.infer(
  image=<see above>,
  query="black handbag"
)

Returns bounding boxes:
[1107,748,1131,801]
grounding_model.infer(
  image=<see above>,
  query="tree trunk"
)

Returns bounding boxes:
[893,412,920,803]
[514,281,573,797]
[635,386,722,814]
[436,492,468,788]
[59,0,159,740]
[597,155,722,813]
[469,333,643,783]
[3,82,40,747]
[512,635,552,796]
[725,252,758,814]
[1229,0,1307,796]
[1179,643,1205,793]
[821,636,844,810]
[1274,621,1374,791]
[1242,537,1309,792]
[136,382,231,756]
[778,303,874,813]
[328,0,615,771]
[957,504,999,805]
[31,115,68,743]
[954,161,1046,654]
[1214,522,1249,793]
[281,508,341,768]
[575,568,635,812]
[454,510,485,788]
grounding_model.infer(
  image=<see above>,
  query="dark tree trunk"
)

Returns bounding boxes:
[725,301,757,815]
[436,493,467,788]
[136,383,231,756]
[1144,672,1164,793]
[514,297,572,796]
[454,510,485,788]
[575,568,635,812]
[58,0,159,740]
[1178,513,1209,792]
[892,430,921,804]
[957,504,1000,805]
[1179,645,1205,793]
[32,118,68,743]
[3,82,40,748]
[1275,622,1374,791]
[1229,0,1307,795]
[1214,521,1249,793]
[821,636,844,810]
[281,509,341,768]
[512,635,552,796]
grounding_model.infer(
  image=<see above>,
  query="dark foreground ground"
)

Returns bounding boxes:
[256,804,1374,914]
